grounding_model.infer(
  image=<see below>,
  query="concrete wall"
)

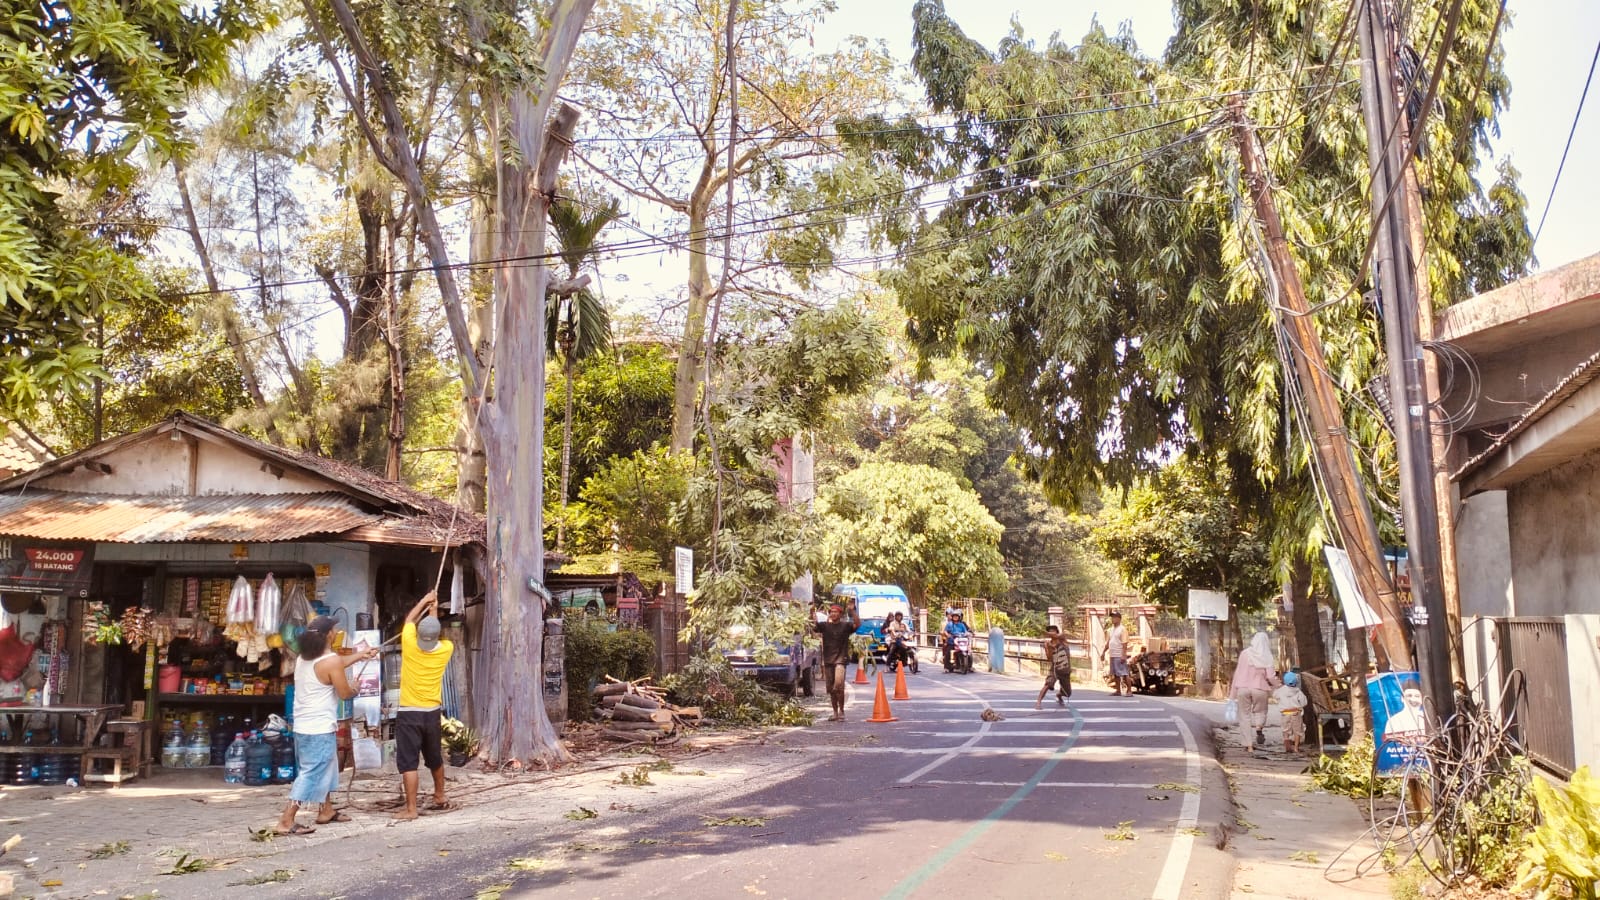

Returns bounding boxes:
[40,434,329,496]
[93,541,375,625]
[1439,323,1600,432]
[1565,615,1600,773]
[1455,490,1515,617]
[1505,447,1600,617]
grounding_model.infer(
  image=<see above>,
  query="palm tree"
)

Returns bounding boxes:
[548,195,621,551]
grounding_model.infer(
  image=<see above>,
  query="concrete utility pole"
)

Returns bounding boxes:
[1228,96,1412,672]
[1354,0,1455,720]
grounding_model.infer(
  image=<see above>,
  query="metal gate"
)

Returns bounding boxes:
[1499,618,1575,778]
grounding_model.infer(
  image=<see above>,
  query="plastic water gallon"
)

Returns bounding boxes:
[244,735,274,786]
[272,738,297,783]
[161,720,187,768]
[223,734,248,784]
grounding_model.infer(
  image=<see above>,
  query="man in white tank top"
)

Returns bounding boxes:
[274,617,377,835]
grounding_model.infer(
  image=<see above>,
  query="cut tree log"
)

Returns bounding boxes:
[610,705,673,724]
[615,694,661,711]
[603,720,673,732]
[602,728,665,742]
[594,683,633,697]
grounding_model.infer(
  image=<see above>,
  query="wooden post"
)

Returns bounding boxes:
[1229,97,1412,671]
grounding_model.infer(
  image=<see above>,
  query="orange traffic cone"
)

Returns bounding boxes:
[893,661,910,700]
[867,672,898,723]
[854,660,869,684]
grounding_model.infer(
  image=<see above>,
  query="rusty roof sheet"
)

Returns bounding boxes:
[0,491,380,543]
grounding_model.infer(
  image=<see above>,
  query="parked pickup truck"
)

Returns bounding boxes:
[723,626,818,698]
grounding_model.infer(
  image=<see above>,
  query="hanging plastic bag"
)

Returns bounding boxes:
[279,581,313,656]
[255,573,281,634]
[1223,698,1240,725]
[352,735,382,771]
[225,575,254,625]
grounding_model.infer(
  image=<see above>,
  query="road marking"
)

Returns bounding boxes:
[894,679,1000,784]
[1152,715,1202,900]
[907,729,1179,738]
[919,716,1172,724]
[922,779,1168,789]
[882,707,1085,900]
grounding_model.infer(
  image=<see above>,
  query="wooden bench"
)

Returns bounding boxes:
[1300,668,1354,752]
[84,720,153,784]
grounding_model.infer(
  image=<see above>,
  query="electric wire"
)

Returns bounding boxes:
[1531,35,1600,245]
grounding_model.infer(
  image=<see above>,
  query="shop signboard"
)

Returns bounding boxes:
[0,539,95,597]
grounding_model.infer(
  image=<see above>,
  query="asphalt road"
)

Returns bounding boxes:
[331,662,1234,900]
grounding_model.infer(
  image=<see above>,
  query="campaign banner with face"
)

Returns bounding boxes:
[1368,670,1427,774]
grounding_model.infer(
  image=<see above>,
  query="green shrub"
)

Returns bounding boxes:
[1449,756,1535,887]
[563,617,655,722]
[1517,765,1600,899]
[661,654,813,727]
[1307,737,1399,799]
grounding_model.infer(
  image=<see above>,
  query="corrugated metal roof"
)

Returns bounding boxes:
[0,491,380,543]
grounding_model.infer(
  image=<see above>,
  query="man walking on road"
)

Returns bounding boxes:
[1035,625,1073,709]
[813,601,859,721]
[1101,611,1131,696]
[396,591,455,821]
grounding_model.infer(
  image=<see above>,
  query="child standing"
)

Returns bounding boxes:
[1274,671,1309,753]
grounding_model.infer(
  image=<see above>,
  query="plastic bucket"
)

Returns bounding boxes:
[158,665,182,694]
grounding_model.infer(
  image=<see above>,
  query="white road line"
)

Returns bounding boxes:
[914,716,1171,724]
[894,678,997,783]
[1152,715,1202,900]
[907,729,1180,738]
[921,779,1172,789]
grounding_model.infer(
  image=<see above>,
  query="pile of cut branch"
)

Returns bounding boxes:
[593,677,702,743]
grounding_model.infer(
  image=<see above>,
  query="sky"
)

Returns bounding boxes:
[811,0,1600,272]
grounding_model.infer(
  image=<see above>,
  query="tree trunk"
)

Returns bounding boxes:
[474,87,588,768]
[1288,556,1327,674]
[171,157,274,432]
[558,350,575,550]
[670,203,713,452]
[1346,622,1371,745]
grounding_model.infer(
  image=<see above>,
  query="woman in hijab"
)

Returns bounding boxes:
[1230,631,1281,748]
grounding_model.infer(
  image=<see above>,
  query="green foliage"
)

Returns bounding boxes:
[1093,455,1276,614]
[1517,766,1600,899]
[1448,756,1535,888]
[546,345,675,501]
[820,460,1008,606]
[562,616,655,722]
[571,446,703,579]
[662,654,812,727]
[440,717,479,757]
[1306,738,1397,799]
[0,0,264,415]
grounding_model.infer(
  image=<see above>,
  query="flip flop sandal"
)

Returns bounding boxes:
[274,823,317,836]
[316,811,353,824]
[426,799,457,812]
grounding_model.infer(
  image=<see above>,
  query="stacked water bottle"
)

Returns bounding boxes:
[222,731,296,785]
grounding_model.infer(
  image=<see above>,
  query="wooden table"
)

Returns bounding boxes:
[0,705,121,749]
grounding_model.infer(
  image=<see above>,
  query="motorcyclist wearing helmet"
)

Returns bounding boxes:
[941,610,971,670]
[882,611,914,670]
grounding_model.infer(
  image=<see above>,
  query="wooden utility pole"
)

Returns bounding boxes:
[1355,0,1455,720]
[1229,96,1413,671]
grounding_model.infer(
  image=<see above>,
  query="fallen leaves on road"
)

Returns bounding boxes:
[88,841,130,859]
[229,869,293,886]
[509,857,549,871]
[702,815,767,827]
[1289,850,1320,864]
[1044,851,1068,862]
[1151,782,1200,793]
[476,883,513,900]
[564,807,599,821]
[1104,821,1137,841]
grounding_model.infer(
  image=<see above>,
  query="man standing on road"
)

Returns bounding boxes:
[396,591,456,821]
[813,601,859,721]
[1101,611,1132,696]
[1035,625,1073,709]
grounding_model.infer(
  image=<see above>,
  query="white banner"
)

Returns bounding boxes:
[1187,588,1230,621]
[674,546,694,595]
[1324,545,1384,630]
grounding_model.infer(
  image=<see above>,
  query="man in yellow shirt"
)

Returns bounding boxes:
[396,591,455,821]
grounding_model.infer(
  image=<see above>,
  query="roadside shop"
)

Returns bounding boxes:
[0,413,483,785]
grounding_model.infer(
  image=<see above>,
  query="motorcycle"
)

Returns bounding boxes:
[1128,646,1189,695]
[945,634,973,674]
[885,636,919,674]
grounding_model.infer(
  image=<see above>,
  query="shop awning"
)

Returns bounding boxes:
[0,490,380,543]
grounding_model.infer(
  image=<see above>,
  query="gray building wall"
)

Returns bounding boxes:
[1456,490,1515,618]
[1505,447,1600,618]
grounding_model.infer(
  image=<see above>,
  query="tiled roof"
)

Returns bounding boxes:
[0,491,379,543]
